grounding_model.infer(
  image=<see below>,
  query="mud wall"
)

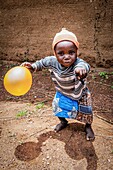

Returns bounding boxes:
[0,0,113,67]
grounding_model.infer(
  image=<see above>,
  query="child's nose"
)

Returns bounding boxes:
[64,54,70,59]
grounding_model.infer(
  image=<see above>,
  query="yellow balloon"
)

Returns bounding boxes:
[4,66,32,96]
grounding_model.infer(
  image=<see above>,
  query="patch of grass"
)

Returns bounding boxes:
[111,150,113,154]
[92,75,96,80]
[16,110,28,118]
[99,71,108,79]
[111,82,113,89]
[99,71,113,79]
[36,102,44,109]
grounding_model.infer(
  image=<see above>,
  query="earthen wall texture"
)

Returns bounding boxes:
[0,0,113,67]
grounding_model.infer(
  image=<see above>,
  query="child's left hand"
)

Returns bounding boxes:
[75,67,87,80]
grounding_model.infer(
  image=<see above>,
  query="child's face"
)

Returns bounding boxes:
[54,41,77,67]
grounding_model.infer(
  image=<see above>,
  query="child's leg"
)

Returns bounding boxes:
[54,117,68,132]
[77,88,95,141]
[85,123,95,141]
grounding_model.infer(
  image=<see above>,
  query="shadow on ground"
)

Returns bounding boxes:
[15,122,98,170]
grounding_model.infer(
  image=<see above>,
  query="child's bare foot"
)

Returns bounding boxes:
[85,123,95,141]
[54,122,68,132]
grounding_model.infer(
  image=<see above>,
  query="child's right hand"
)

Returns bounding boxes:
[20,62,34,72]
[75,67,87,80]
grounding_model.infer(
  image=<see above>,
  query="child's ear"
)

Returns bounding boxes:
[77,50,79,56]
[53,44,57,56]
[52,47,55,56]
[53,51,56,56]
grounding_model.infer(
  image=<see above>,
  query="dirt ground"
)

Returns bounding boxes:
[0,62,113,170]
[0,0,113,169]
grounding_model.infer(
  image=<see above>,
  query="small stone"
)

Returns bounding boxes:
[46,155,49,159]
[42,142,46,146]
[108,159,110,162]
[42,158,45,161]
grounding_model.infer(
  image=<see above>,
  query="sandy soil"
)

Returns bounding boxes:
[0,62,113,170]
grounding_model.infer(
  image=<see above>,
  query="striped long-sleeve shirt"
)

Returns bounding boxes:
[32,56,90,101]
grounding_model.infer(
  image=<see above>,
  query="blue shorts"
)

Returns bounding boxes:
[52,91,92,119]
[52,91,79,119]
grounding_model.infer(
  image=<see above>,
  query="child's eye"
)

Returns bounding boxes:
[58,51,64,56]
[69,50,75,55]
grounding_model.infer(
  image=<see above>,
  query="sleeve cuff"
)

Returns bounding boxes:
[31,63,37,71]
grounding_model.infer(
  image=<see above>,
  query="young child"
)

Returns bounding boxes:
[21,28,95,141]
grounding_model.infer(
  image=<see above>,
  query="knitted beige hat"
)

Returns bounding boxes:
[52,28,79,50]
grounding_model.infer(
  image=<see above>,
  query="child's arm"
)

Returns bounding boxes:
[74,59,90,80]
[21,56,56,71]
